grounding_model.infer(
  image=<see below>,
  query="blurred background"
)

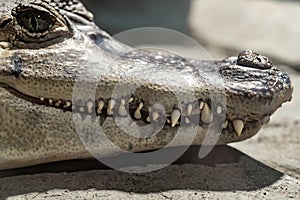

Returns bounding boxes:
[81,0,300,71]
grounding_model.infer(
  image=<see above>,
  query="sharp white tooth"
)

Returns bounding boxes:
[121,99,126,105]
[79,106,85,113]
[128,97,134,103]
[86,101,94,114]
[217,106,222,114]
[64,101,72,109]
[137,102,143,110]
[134,102,143,120]
[201,103,213,124]
[97,100,104,114]
[167,118,171,124]
[40,97,45,101]
[185,117,191,124]
[49,99,53,105]
[171,109,181,127]
[107,99,116,115]
[134,110,142,120]
[152,112,159,121]
[222,120,228,129]
[199,101,204,110]
[55,100,61,107]
[146,116,151,123]
[233,119,244,136]
[118,99,127,117]
[187,104,193,115]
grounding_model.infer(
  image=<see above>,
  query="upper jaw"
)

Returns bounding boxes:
[0,45,293,142]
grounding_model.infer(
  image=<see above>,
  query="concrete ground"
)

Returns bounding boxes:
[0,0,299,199]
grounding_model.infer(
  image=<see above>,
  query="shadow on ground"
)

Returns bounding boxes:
[0,146,283,198]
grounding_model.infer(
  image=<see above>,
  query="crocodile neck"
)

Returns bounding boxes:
[0,0,293,169]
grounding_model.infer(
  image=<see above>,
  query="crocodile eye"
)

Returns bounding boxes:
[17,10,55,33]
[11,5,73,48]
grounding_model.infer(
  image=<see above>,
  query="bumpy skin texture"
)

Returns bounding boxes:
[0,0,293,169]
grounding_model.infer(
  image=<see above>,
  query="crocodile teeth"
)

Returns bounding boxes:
[187,104,193,115]
[185,117,191,124]
[55,100,61,107]
[107,99,116,115]
[79,107,85,113]
[118,99,127,117]
[49,99,53,105]
[167,118,171,124]
[199,101,204,110]
[222,120,228,129]
[64,101,72,109]
[146,116,151,123]
[86,101,94,114]
[128,97,134,103]
[201,103,213,124]
[233,119,244,136]
[40,97,45,101]
[97,100,104,114]
[152,112,159,121]
[171,109,181,127]
[134,102,143,120]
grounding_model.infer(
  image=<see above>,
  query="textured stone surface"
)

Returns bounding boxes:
[0,157,299,199]
[0,146,299,199]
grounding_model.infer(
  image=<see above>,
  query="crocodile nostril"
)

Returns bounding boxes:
[237,50,273,70]
[0,15,13,28]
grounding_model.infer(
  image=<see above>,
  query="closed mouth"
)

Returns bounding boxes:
[1,82,267,139]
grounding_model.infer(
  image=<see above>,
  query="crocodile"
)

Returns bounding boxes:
[0,0,293,170]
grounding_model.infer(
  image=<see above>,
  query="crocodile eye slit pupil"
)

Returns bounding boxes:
[31,14,37,31]
[17,10,54,33]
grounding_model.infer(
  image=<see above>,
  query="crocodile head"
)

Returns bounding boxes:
[0,0,293,155]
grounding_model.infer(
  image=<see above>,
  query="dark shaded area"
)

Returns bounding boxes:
[81,0,191,34]
[0,145,241,178]
[0,146,283,198]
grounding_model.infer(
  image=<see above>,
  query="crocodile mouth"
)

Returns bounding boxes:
[1,82,268,140]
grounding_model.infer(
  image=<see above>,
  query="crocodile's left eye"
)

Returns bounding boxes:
[17,10,55,33]
[10,4,73,48]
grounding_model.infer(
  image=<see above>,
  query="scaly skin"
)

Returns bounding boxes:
[0,0,293,169]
